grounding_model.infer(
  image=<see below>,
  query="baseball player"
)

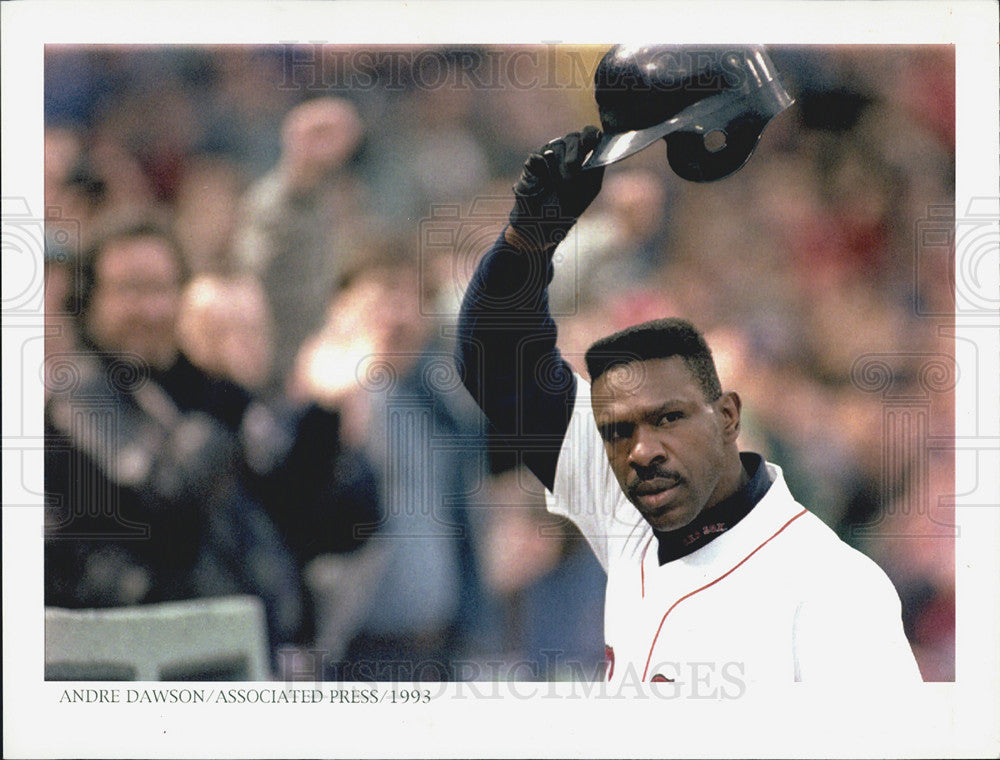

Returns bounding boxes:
[455,123,922,685]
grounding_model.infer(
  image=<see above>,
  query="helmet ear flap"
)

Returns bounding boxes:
[664,112,768,182]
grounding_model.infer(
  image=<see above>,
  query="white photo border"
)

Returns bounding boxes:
[3,1,998,758]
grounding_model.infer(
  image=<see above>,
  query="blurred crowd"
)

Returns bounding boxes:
[42,44,955,681]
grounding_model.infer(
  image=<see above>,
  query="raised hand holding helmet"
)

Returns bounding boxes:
[506,126,605,253]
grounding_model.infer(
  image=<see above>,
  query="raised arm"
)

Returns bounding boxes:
[456,128,604,491]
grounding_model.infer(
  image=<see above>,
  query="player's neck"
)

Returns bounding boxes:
[654,452,769,564]
[706,450,748,512]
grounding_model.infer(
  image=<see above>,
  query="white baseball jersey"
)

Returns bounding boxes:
[546,377,922,685]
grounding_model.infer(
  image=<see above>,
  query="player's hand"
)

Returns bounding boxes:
[507,127,605,253]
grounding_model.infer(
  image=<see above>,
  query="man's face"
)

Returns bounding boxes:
[364,267,430,359]
[86,235,182,370]
[590,356,741,532]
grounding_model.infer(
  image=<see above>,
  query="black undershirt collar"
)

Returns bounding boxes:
[653,452,773,565]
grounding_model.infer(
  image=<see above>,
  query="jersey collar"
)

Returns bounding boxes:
[653,452,773,565]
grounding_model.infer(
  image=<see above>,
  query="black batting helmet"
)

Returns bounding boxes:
[584,44,793,181]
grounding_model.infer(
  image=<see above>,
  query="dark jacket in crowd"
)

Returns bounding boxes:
[44,346,380,648]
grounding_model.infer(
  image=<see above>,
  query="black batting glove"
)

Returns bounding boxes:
[507,126,605,253]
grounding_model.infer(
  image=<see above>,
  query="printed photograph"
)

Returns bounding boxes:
[39,41,956,685]
[3,3,997,757]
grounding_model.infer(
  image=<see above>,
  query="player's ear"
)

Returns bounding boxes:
[717,391,741,442]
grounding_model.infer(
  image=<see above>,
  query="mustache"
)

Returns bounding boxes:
[626,465,684,498]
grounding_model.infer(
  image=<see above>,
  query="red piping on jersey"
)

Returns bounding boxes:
[640,536,654,598]
[641,508,808,681]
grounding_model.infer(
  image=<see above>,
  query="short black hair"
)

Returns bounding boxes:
[74,217,188,319]
[584,317,722,401]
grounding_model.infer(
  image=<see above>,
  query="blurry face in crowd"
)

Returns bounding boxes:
[86,235,183,370]
[590,356,742,532]
[178,276,274,390]
[604,169,665,240]
[363,265,430,360]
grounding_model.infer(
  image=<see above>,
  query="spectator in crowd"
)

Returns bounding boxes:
[173,157,247,275]
[199,47,299,177]
[360,50,492,226]
[44,125,105,399]
[44,126,109,256]
[233,96,368,388]
[43,242,79,402]
[176,274,274,393]
[296,249,488,681]
[44,218,380,659]
[478,467,605,680]
[547,168,674,317]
